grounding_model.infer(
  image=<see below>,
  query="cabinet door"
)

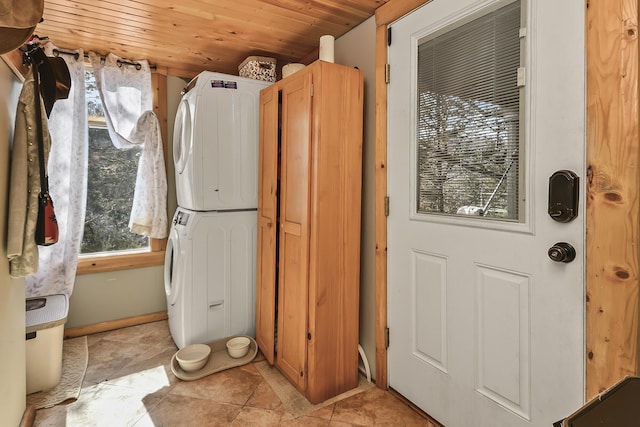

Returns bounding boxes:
[306,62,364,403]
[255,87,279,364]
[276,72,313,391]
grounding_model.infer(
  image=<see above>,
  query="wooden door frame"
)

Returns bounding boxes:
[373,0,640,400]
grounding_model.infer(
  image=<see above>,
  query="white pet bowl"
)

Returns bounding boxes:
[176,344,211,372]
[226,336,250,358]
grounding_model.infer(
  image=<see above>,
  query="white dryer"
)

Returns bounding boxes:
[173,71,271,212]
[164,207,257,349]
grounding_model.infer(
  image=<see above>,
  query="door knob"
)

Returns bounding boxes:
[548,242,576,263]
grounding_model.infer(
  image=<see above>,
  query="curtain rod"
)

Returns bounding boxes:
[51,47,157,71]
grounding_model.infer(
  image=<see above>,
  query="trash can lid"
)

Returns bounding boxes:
[25,294,69,333]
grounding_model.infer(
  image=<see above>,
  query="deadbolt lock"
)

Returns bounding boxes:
[548,170,579,222]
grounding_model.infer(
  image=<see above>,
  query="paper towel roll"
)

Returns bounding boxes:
[319,35,335,63]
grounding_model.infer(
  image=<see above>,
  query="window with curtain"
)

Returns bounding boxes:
[81,66,149,254]
[416,0,522,220]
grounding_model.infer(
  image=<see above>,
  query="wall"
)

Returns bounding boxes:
[335,16,377,379]
[0,59,27,426]
[66,74,185,328]
[68,266,166,327]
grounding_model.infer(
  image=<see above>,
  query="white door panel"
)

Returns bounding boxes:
[387,0,585,426]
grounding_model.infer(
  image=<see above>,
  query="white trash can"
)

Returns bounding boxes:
[25,294,69,394]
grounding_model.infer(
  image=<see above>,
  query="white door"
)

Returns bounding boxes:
[387,1,585,426]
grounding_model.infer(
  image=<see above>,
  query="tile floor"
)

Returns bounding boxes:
[33,321,434,426]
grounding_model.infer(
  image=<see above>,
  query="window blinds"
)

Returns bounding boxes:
[416,0,521,219]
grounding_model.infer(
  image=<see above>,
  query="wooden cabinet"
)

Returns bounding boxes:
[256,60,364,404]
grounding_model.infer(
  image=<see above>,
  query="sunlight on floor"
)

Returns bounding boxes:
[65,366,171,426]
[33,321,435,426]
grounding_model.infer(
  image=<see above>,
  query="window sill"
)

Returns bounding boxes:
[76,250,165,275]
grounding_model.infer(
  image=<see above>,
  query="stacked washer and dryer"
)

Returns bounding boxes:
[164,72,271,349]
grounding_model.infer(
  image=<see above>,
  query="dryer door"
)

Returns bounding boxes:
[173,98,192,174]
[164,227,182,306]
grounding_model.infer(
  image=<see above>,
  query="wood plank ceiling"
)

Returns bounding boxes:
[34,0,387,78]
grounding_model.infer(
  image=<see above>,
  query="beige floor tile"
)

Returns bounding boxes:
[169,363,263,406]
[34,321,434,426]
[244,378,286,411]
[107,346,179,392]
[134,394,242,427]
[230,405,296,426]
[84,339,158,383]
[98,321,173,346]
[306,403,336,420]
[332,387,430,426]
[280,416,359,426]
[104,363,175,396]
[36,382,163,427]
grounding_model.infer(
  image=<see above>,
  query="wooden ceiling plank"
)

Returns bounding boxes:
[86,0,361,32]
[185,0,369,28]
[37,25,311,71]
[41,7,322,53]
[38,18,314,65]
[38,23,305,76]
[38,29,239,62]
[37,0,381,78]
[42,1,346,49]
[43,1,275,33]
[257,0,374,23]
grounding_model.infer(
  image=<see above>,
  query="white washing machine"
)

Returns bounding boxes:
[164,207,257,349]
[173,71,271,212]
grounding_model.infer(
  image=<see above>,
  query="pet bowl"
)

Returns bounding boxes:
[226,336,250,358]
[176,344,211,372]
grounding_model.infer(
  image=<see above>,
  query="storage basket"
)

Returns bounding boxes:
[238,56,276,82]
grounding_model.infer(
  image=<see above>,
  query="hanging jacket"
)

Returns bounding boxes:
[7,69,51,277]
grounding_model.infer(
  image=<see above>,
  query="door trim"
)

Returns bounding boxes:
[584,0,640,398]
[373,0,640,401]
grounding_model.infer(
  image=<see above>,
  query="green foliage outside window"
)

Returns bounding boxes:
[80,68,149,254]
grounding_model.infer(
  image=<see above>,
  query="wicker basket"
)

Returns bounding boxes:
[238,56,276,82]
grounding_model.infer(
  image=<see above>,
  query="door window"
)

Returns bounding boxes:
[415,0,522,220]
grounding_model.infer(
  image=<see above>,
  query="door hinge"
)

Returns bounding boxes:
[385,64,390,84]
[387,27,392,46]
[384,327,390,348]
[384,196,390,217]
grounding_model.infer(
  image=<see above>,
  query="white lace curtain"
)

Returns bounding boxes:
[88,52,168,239]
[26,47,168,298]
[26,42,87,298]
